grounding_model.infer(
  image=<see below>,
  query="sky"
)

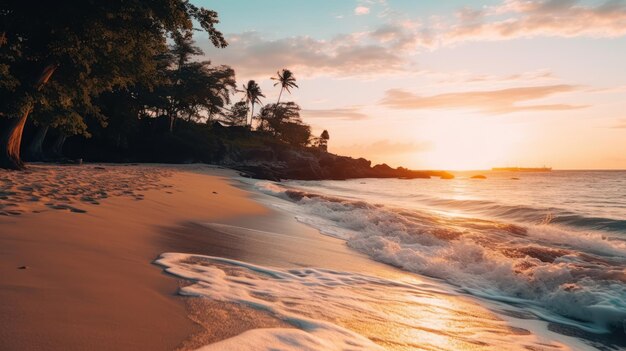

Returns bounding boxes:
[193,0,626,170]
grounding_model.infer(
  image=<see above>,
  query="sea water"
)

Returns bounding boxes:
[159,170,626,350]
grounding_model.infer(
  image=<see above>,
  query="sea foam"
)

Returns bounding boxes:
[252,180,626,336]
[156,252,582,350]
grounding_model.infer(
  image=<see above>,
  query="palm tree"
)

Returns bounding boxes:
[242,80,265,126]
[271,69,298,104]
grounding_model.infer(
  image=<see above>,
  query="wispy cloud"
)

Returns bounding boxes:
[381,84,587,114]
[611,118,626,128]
[302,107,368,120]
[368,0,626,49]
[204,31,406,78]
[444,0,626,43]
[354,6,370,15]
[431,69,557,85]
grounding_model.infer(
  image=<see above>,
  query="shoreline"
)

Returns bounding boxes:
[0,164,592,350]
[0,163,410,350]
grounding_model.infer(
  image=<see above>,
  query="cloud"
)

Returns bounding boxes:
[380,84,586,114]
[611,118,626,128]
[355,6,370,15]
[369,24,424,50]
[444,0,626,43]
[302,107,368,120]
[335,139,432,157]
[198,1,626,79]
[203,31,407,78]
[353,0,626,51]
[431,69,557,84]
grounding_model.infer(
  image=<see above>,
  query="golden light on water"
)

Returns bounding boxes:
[340,279,569,351]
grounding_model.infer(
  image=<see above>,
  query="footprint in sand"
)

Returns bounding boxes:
[47,204,87,213]
[0,210,22,216]
[80,196,101,205]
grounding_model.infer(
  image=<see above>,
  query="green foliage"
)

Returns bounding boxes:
[144,34,236,129]
[1,2,327,165]
[257,102,311,147]
[0,0,229,166]
[29,81,106,138]
[221,101,249,127]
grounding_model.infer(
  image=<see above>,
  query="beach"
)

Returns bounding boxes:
[0,165,617,350]
[0,164,407,350]
[0,164,267,350]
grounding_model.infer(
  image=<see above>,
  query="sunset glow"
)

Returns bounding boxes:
[199,0,626,170]
[2,2,626,350]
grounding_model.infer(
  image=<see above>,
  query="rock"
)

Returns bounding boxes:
[372,163,393,172]
[471,175,487,179]
[18,266,28,270]
[223,141,454,181]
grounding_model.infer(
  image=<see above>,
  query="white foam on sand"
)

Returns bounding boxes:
[156,253,384,351]
[249,180,626,337]
[155,252,587,351]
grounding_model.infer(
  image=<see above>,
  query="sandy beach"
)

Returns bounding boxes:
[0,164,269,350]
[0,164,409,350]
[2,1,625,349]
[0,164,595,350]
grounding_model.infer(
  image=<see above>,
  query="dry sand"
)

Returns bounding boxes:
[0,164,403,350]
[0,164,271,350]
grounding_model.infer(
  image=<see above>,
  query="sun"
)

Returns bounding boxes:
[416,115,526,170]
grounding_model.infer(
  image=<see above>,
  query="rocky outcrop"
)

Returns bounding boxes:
[221,143,454,181]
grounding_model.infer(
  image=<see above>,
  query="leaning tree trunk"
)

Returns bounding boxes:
[0,105,32,169]
[50,133,67,159]
[0,63,58,169]
[26,124,49,161]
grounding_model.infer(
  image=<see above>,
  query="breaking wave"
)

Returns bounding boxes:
[253,180,626,337]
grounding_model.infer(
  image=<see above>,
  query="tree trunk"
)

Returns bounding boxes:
[26,124,50,161]
[249,103,255,128]
[0,106,32,169]
[272,88,284,122]
[276,88,284,105]
[50,133,67,158]
[0,63,58,169]
[169,115,175,132]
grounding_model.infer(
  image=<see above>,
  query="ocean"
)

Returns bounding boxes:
[160,170,626,350]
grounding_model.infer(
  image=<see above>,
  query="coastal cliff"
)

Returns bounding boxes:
[220,142,453,181]
[56,121,453,181]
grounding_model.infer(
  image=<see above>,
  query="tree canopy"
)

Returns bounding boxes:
[0,0,227,168]
[0,2,328,169]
